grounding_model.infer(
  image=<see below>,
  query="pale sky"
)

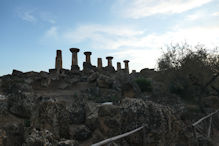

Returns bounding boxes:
[1,0,219,75]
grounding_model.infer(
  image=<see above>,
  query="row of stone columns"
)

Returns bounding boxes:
[55,48,130,72]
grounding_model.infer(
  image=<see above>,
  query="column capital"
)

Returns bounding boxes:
[123,60,129,63]
[70,48,80,53]
[106,56,113,67]
[106,56,113,60]
[57,50,62,54]
[84,51,92,55]
[123,60,130,74]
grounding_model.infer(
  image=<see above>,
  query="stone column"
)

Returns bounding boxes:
[124,60,130,73]
[84,51,92,64]
[55,50,62,70]
[70,48,80,70]
[106,56,113,67]
[97,58,102,68]
[117,62,121,71]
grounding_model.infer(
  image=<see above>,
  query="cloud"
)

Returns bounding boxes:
[62,24,144,49]
[212,12,219,16]
[112,26,219,71]
[17,9,37,23]
[186,12,204,20]
[39,12,56,24]
[45,26,58,38]
[17,8,56,24]
[114,0,213,19]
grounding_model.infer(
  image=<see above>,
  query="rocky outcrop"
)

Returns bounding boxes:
[0,68,214,146]
[73,125,91,141]
[85,102,99,131]
[97,75,114,88]
[98,104,121,137]
[8,92,36,118]
[120,98,183,145]
[31,100,70,139]
[0,123,24,146]
[91,98,196,146]
[23,129,57,146]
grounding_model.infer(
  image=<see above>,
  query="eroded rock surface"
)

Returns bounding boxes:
[0,68,214,146]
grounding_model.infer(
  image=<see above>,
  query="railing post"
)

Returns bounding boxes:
[91,126,144,146]
[193,126,197,139]
[107,142,112,146]
[207,116,212,138]
[143,126,146,145]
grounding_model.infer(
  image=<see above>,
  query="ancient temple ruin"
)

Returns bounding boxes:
[54,48,131,74]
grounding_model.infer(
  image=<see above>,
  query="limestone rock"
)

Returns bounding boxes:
[67,101,85,124]
[120,98,184,145]
[31,101,70,139]
[0,95,8,116]
[74,125,91,141]
[0,78,2,89]
[203,96,219,110]
[83,62,96,72]
[88,72,99,83]
[121,81,141,98]
[97,75,113,88]
[23,129,56,146]
[12,70,23,76]
[97,88,121,103]
[8,92,35,118]
[2,123,24,146]
[40,77,51,87]
[98,104,121,137]
[57,80,69,89]
[85,102,100,131]
[0,129,7,146]
[40,71,49,78]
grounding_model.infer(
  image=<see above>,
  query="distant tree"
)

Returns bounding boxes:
[157,43,219,103]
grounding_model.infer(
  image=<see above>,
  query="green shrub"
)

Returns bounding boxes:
[136,78,152,92]
[157,43,219,102]
[24,119,30,127]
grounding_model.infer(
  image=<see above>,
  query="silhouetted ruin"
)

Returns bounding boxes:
[97,58,102,68]
[117,62,121,71]
[53,48,130,74]
[55,50,62,71]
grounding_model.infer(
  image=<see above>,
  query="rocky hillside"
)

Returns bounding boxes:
[0,67,217,146]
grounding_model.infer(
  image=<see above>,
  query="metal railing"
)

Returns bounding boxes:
[192,109,219,139]
[92,109,219,146]
[91,125,145,146]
